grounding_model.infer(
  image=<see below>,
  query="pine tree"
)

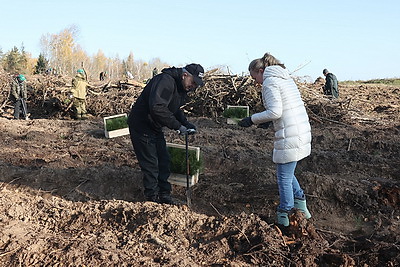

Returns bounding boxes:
[34,53,49,74]
[19,44,28,71]
[3,46,24,73]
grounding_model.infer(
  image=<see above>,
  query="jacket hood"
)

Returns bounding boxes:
[263,65,291,80]
[162,67,184,92]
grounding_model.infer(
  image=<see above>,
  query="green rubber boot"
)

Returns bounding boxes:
[277,211,289,227]
[294,199,312,219]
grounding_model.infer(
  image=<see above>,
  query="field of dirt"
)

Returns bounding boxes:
[0,73,399,266]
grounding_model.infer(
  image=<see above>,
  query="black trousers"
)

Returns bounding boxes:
[129,128,171,198]
[14,99,27,119]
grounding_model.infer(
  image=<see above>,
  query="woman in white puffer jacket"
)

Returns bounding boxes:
[238,52,312,227]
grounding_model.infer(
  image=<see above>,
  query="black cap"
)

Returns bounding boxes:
[184,63,205,87]
[323,69,329,75]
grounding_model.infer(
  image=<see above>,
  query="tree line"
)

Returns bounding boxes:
[0,25,168,82]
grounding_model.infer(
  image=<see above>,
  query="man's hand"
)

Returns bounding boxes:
[177,125,188,135]
[186,128,196,135]
[238,116,253,127]
[178,125,197,135]
[184,121,196,130]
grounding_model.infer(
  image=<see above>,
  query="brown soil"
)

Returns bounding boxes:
[0,74,399,266]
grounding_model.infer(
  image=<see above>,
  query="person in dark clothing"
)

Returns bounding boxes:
[10,74,29,120]
[128,63,204,204]
[99,71,107,81]
[152,67,158,77]
[323,69,339,98]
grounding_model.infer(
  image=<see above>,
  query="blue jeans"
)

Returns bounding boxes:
[277,161,305,212]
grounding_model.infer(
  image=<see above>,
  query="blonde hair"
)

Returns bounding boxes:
[248,52,286,72]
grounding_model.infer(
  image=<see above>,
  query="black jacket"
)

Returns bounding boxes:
[128,67,189,134]
[324,73,339,98]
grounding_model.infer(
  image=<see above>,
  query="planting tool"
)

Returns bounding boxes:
[185,128,196,207]
[20,98,29,119]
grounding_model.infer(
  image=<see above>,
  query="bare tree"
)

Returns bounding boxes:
[40,25,83,76]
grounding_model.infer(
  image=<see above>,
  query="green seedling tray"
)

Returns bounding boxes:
[223,105,250,124]
[103,114,129,138]
[166,142,201,187]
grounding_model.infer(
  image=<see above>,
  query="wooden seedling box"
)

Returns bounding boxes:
[103,114,130,138]
[224,105,250,124]
[166,142,201,187]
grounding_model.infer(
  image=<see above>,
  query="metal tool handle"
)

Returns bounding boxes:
[185,132,191,207]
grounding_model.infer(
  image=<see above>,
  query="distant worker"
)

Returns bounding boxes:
[70,69,91,120]
[152,67,158,77]
[128,63,204,204]
[323,69,339,98]
[10,74,29,120]
[126,71,134,79]
[99,71,107,81]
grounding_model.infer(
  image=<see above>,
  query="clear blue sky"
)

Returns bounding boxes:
[1,0,399,81]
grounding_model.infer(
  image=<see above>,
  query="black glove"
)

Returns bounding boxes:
[184,121,196,130]
[238,116,253,127]
[187,128,196,135]
[257,121,272,129]
[177,125,188,135]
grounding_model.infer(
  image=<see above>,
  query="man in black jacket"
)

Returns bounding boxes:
[323,69,339,98]
[128,63,204,204]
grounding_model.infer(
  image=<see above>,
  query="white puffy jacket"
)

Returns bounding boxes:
[251,65,311,164]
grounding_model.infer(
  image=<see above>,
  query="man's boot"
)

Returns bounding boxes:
[159,194,175,205]
[294,198,312,219]
[145,195,158,203]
